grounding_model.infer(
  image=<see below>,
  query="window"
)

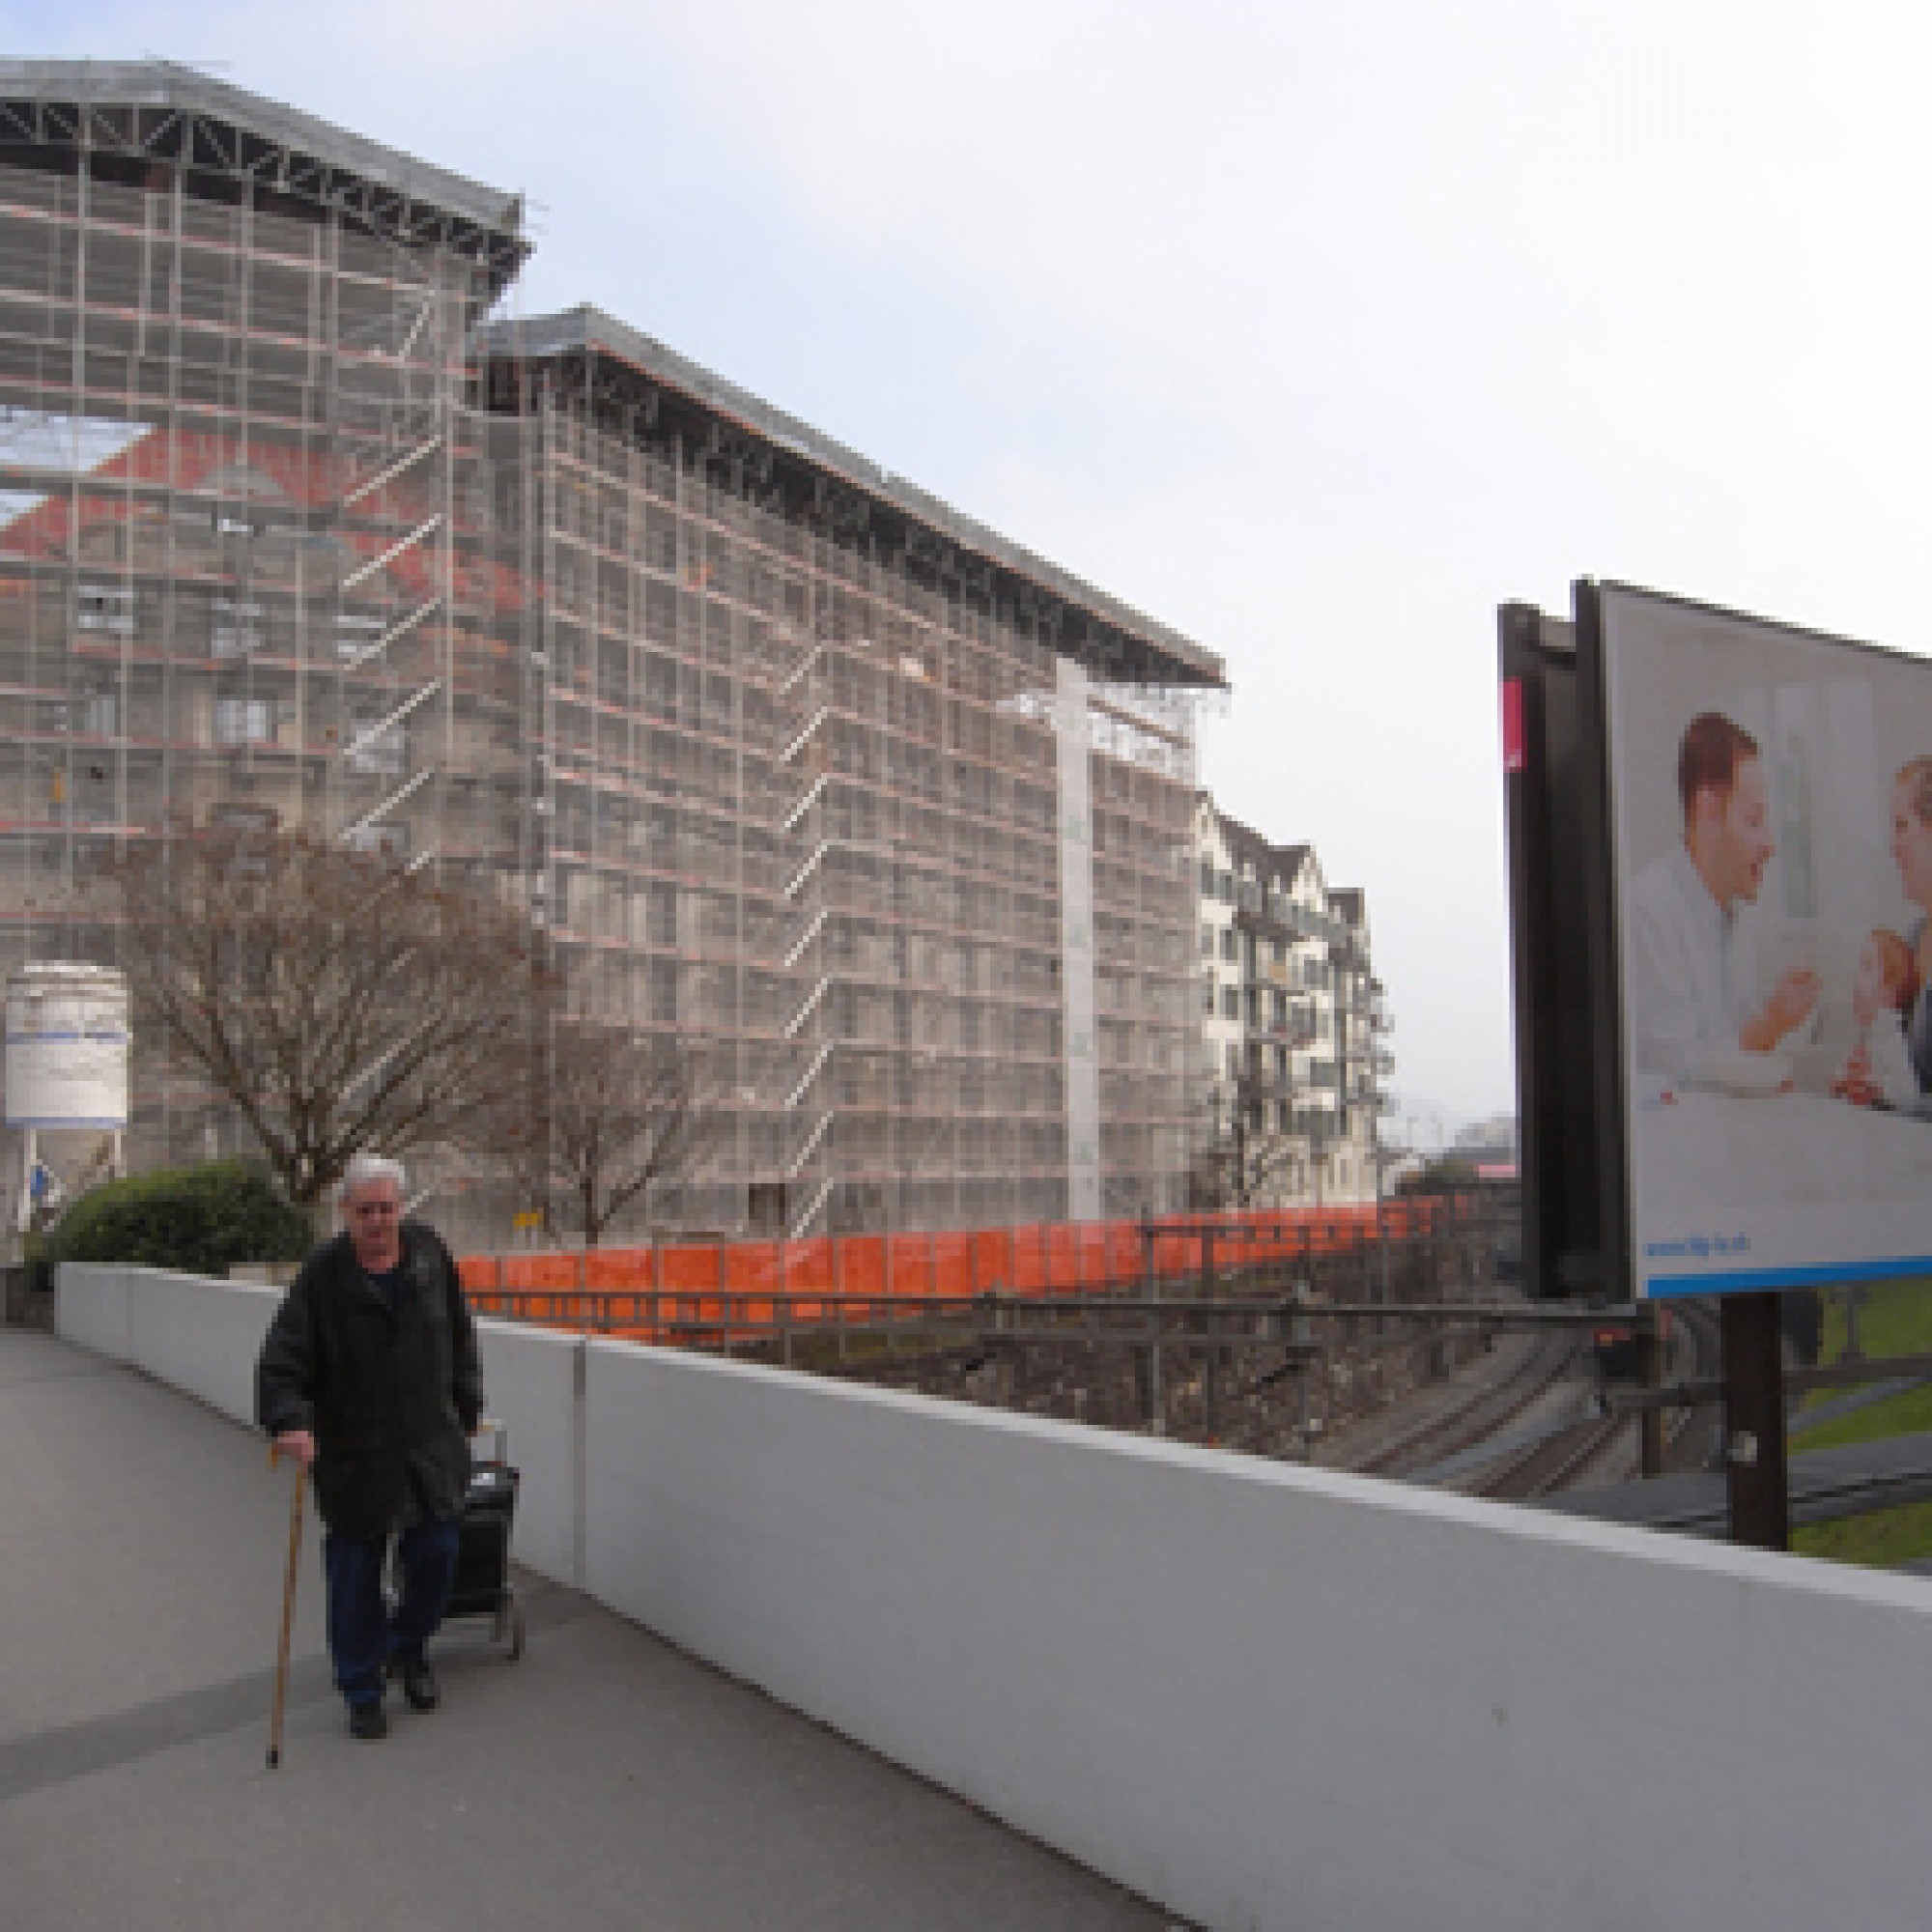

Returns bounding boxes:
[213,697,272,746]
[1202,980,1215,1015]
[77,582,136,637]
[1220,926,1237,961]
[1220,987,1239,1020]
[344,822,408,861]
[1226,1041,1241,1077]
[346,713,406,775]
[1218,869,1235,902]
[1199,858,1215,895]
[211,596,266,658]
[1200,923,1214,957]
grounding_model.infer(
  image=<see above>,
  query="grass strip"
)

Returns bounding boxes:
[1795,1496,1932,1570]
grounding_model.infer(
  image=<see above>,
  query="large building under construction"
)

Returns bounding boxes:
[0,61,1224,1243]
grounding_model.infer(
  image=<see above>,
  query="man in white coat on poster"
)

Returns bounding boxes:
[1627,710,1820,1088]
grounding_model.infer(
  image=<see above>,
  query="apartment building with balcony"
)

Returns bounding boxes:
[1193,798,1393,1208]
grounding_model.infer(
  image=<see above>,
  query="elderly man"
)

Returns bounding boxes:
[1628,710,1821,1086]
[257,1154,482,1740]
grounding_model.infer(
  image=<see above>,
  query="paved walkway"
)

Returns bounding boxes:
[0,1325,1186,1931]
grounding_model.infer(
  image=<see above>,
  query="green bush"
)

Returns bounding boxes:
[1398,1155,1482,1197]
[49,1160,312,1278]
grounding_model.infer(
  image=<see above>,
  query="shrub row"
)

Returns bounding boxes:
[47,1160,312,1280]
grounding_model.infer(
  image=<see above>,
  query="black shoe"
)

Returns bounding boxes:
[348,1702,388,1741]
[398,1657,440,1713]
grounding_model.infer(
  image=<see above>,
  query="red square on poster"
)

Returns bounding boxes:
[1501,677,1525,772]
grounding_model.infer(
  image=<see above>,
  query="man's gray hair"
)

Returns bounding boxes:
[338,1152,407,1205]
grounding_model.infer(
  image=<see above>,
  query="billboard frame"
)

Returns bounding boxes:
[1497,594,1631,1304]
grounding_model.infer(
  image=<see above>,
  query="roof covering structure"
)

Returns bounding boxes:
[0,62,1215,691]
[0,59,528,293]
[480,304,1227,693]
[1213,803,1316,887]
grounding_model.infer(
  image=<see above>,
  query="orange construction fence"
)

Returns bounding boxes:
[460,1200,1462,1349]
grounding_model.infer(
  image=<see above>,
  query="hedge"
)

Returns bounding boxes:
[49,1160,312,1278]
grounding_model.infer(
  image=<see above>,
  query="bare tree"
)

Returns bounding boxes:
[105,829,548,1208]
[503,1023,711,1246]
[1192,1069,1327,1211]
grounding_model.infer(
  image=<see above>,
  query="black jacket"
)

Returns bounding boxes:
[255,1221,483,1539]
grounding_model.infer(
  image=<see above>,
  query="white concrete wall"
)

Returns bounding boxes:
[128,1269,278,1425]
[580,1346,1932,1932]
[54,1262,132,1362]
[54,1263,1932,1932]
[474,1322,582,1587]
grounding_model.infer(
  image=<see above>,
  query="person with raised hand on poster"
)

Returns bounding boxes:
[1833,926,1919,1109]
[1627,710,1821,1090]
[1837,759,1932,1114]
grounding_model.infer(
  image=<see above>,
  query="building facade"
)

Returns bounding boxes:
[0,62,1221,1244]
[1194,799,1394,1208]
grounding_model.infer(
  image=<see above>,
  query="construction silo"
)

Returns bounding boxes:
[5,962,129,1236]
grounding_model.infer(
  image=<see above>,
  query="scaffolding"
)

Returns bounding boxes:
[0,62,1222,1248]
[500,371,1207,1236]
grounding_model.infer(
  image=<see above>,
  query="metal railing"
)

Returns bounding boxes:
[463,1189,1522,1353]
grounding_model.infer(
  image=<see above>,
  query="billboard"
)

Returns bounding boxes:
[1585,583,1932,1298]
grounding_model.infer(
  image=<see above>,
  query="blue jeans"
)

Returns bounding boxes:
[323,1519,461,1711]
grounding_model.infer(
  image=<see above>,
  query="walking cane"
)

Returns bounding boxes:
[268,1447,307,1770]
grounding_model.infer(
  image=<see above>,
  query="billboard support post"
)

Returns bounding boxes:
[1721,1292,1789,1549]
[1637,1309,1665,1479]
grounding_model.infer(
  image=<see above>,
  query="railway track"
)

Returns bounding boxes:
[1478,1413,1626,1499]
[1661,1301,1724,1471]
[1479,1300,1729,1500]
[1353,1329,1582,1481]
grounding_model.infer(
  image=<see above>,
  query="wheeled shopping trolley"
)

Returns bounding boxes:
[446,1425,526,1661]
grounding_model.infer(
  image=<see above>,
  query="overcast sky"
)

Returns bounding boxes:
[19,4,1932,1133]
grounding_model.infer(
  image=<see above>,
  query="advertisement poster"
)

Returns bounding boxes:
[1598,584,1932,1297]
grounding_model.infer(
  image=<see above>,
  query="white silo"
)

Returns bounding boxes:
[6,962,129,1235]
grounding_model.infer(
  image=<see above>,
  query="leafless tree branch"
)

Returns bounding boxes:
[497,1024,714,1246]
[106,830,550,1206]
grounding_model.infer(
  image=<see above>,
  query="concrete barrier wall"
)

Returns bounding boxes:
[128,1269,279,1426]
[61,1264,281,1425]
[580,1345,1932,1932]
[55,1264,1932,1931]
[474,1322,582,1587]
[54,1263,132,1362]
